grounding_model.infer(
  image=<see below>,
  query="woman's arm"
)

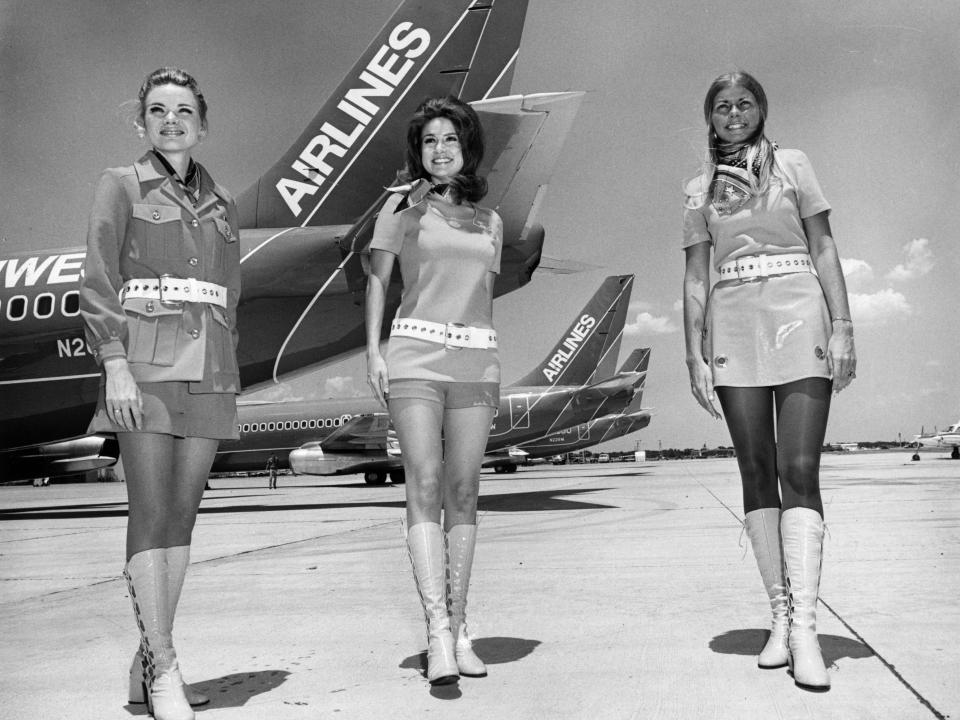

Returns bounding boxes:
[683,242,722,418]
[803,211,857,393]
[365,248,396,407]
[79,170,143,429]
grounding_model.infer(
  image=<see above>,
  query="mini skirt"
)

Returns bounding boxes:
[704,272,831,387]
[88,380,239,440]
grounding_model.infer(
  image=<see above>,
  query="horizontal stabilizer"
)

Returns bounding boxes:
[535,256,599,274]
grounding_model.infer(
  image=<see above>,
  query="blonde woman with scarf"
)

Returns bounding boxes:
[682,71,856,691]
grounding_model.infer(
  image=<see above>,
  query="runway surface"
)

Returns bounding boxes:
[1,452,957,719]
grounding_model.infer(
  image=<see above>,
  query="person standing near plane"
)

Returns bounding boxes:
[80,67,240,720]
[682,72,856,691]
[266,454,279,490]
[365,96,501,686]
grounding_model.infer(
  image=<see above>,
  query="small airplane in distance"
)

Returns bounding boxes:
[489,347,652,470]
[0,0,585,482]
[913,420,960,459]
[286,275,641,483]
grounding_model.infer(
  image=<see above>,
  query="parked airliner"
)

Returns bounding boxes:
[0,0,584,482]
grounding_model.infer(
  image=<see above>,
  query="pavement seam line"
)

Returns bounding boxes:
[818,597,947,720]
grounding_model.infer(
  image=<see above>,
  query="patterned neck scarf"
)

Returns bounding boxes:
[711,139,774,216]
[152,150,202,206]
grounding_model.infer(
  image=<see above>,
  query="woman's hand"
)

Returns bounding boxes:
[687,356,722,419]
[102,357,143,430]
[827,320,857,393]
[367,352,390,408]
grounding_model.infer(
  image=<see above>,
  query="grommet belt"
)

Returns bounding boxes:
[717,253,814,281]
[390,318,498,350]
[120,276,228,309]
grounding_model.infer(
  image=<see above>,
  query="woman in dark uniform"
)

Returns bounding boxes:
[365,96,501,685]
[682,72,856,691]
[80,67,241,720]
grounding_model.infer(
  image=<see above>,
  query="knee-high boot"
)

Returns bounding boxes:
[744,508,789,668]
[130,547,209,706]
[781,507,830,690]
[124,549,194,720]
[446,524,487,677]
[406,522,459,685]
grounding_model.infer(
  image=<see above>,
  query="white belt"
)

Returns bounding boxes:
[390,318,497,350]
[120,276,228,309]
[718,253,813,281]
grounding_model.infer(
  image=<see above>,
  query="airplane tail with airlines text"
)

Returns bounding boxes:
[510,275,634,388]
[237,0,528,230]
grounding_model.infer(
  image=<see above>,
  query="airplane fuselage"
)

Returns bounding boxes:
[215,397,381,473]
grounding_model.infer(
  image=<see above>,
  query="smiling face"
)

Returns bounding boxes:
[420,117,464,183]
[141,83,205,156]
[710,84,762,145]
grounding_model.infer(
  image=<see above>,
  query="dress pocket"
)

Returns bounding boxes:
[123,297,182,366]
[209,306,239,377]
[131,204,181,259]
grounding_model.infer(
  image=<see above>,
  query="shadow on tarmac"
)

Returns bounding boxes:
[121,670,291,714]
[709,628,874,666]
[399,636,541,700]
[400,636,542,670]
[0,488,618,521]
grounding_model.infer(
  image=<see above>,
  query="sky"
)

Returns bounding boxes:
[2,0,958,450]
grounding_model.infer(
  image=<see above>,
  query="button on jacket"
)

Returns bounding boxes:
[80,151,241,393]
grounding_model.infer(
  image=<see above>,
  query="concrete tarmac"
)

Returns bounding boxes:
[1,452,957,720]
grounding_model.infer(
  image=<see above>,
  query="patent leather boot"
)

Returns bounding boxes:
[125,549,194,720]
[781,507,831,690]
[446,524,487,677]
[406,522,458,685]
[744,508,789,668]
[129,546,208,706]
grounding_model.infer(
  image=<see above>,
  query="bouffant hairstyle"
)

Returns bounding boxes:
[402,96,487,203]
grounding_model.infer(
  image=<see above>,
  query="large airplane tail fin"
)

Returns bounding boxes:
[511,275,634,388]
[237,0,529,230]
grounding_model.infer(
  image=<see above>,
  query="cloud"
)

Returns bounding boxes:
[849,289,911,326]
[628,300,657,313]
[243,383,301,403]
[625,312,678,336]
[886,238,933,282]
[840,257,874,291]
[324,376,361,397]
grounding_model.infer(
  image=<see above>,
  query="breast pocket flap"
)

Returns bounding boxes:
[132,204,180,224]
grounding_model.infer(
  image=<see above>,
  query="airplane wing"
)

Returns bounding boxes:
[287,413,404,482]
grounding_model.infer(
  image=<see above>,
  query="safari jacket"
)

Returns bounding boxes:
[79,151,241,393]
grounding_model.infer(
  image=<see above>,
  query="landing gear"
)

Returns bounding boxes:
[364,470,387,485]
[493,464,518,474]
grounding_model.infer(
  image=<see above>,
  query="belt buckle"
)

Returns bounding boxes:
[158,274,185,308]
[444,322,464,351]
[737,256,761,282]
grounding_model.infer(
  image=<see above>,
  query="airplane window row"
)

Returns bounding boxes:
[3,291,81,321]
[240,417,347,434]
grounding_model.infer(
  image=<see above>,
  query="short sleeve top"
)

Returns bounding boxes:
[370,191,503,383]
[682,148,830,270]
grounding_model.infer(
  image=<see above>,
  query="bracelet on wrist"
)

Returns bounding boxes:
[831,317,852,323]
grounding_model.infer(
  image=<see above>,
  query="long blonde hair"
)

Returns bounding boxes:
[702,71,775,198]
